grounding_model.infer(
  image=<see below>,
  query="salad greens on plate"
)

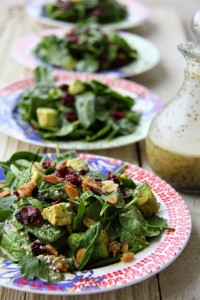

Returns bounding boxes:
[43,0,127,24]
[33,24,138,72]
[0,149,173,283]
[18,67,140,142]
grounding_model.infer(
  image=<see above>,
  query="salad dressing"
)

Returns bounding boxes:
[145,11,200,193]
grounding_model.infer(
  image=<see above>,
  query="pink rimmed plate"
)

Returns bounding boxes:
[0,153,191,295]
[12,29,160,77]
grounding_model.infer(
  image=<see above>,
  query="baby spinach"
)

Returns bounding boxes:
[0,149,173,283]
[43,1,127,25]
[33,23,138,72]
[17,67,140,142]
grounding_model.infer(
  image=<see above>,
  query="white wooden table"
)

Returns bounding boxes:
[0,1,200,299]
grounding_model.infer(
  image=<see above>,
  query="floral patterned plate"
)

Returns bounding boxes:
[0,153,191,295]
[26,0,149,30]
[12,29,160,77]
[0,73,163,150]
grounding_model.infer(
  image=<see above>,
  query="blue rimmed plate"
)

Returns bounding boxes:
[0,73,163,150]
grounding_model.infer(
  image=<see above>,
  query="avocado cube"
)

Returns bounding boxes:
[134,184,159,217]
[64,56,76,70]
[67,157,89,172]
[36,107,58,129]
[42,202,74,226]
[68,79,85,95]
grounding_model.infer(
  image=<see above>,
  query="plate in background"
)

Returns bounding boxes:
[12,29,160,77]
[26,0,149,30]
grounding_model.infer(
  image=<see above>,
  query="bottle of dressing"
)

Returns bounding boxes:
[145,11,200,193]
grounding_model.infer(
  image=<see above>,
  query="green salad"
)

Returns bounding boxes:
[33,24,138,72]
[0,149,173,283]
[18,67,140,142]
[43,0,127,24]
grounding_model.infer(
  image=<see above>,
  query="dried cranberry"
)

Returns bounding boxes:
[68,36,79,44]
[65,174,82,186]
[65,28,77,37]
[108,171,121,184]
[110,110,126,119]
[90,8,105,17]
[42,160,51,169]
[79,169,88,175]
[31,241,48,255]
[62,93,75,106]
[50,199,62,206]
[13,190,19,196]
[55,166,74,178]
[15,205,42,226]
[88,185,102,195]
[59,0,74,9]
[59,83,69,91]
[65,111,77,122]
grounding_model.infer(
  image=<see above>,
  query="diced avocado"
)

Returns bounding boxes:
[36,107,58,129]
[67,157,89,172]
[42,202,74,226]
[90,230,109,262]
[134,184,159,217]
[31,162,45,182]
[68,79,85,95]
[64,56,76,70]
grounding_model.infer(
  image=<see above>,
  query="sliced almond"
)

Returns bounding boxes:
[107,195,118,205]
[102,180,118,193]
[0,188,10,198]
[64,183,78,199]
[42,174,60,184]
[18,180,37,198]
[83,217,96,228]
[76,248,86,264]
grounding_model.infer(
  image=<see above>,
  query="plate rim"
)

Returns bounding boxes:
[0,73,163,150]
[12,29,160,78]
[25,0,150,30]
[0,152,192,295]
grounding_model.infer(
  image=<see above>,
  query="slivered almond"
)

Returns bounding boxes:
[76,248,86,264]
[42,174,59,184]
[64,183,78,199]
[18,180,37,198]
[107,195,118,205]
[83,217,96,228]
[102,180,118,193]
[0,188,10,198]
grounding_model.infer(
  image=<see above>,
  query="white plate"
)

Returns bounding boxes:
[0,73,163,150]
[0,153,191,295]
[12,29,160,77]
[26,0,149,30]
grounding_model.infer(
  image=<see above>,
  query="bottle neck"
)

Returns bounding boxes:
[185,59,200,81]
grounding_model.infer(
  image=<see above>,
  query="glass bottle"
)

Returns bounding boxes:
[145,11,200,193]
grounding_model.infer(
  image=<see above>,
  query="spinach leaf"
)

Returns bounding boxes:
[37,179,67,201]
[75,91,95,128]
